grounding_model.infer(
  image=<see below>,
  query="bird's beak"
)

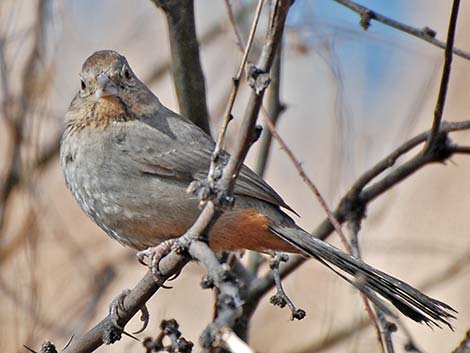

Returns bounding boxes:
[95,73,118,99]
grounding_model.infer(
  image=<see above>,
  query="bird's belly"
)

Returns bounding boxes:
[72,171,200,248]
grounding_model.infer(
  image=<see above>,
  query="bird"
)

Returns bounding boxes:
[60,50,456,329]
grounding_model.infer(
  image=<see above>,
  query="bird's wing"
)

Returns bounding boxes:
[116,111,295,212]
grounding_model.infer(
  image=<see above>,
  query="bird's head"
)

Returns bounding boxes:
[79,50,139,100]
[67,50,160,128]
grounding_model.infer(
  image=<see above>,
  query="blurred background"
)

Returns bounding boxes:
[0,0,469,352]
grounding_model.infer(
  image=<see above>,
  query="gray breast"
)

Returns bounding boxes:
[61,129,125,242]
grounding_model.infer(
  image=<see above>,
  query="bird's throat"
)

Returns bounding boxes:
[67,96,133,132]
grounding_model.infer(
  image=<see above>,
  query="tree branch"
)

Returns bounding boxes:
[62,254,189,353]
[219,0,292,192]
[177,0,293,346]
[145,1,256,86]
[425,0,460,149]
[151,0,211,135]
[332,0,470,61]
[209,0,265,173]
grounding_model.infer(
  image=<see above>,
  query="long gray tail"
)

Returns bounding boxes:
[269,224,456,329]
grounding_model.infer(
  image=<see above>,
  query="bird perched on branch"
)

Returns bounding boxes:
[60,50,456,329]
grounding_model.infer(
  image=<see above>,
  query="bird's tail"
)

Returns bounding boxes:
[269,224,457,329]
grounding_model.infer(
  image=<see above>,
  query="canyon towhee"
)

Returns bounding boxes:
[60,50,455,328]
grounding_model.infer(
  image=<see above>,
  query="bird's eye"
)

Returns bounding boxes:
[80,79,86,90]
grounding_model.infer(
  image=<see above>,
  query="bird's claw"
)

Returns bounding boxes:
[137,240,178,283]
[109,289,150,334]
[109,289,130,331]
[133,304,150,334]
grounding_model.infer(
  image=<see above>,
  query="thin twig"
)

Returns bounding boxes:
[228,0,351,254]
[218,0,291,192]
[348,220,386,353]
[332,0,470,60]
[348,120,469,197]
[260,107,352,252]
[269,253,306,320]
[224,0,245,52]
[211,0,265,167]
[183,1,292,347]
[246,15,373,251]
[425,0,461,150]
[376,310,396,353]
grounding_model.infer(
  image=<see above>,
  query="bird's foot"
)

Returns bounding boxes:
[109,289,150,334]
[137,239,178,281]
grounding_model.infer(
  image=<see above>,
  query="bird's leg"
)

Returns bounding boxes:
[137,239,178,280]
[109,289,150,334]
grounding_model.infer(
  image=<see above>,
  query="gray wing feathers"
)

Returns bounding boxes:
[118,113,295,212]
